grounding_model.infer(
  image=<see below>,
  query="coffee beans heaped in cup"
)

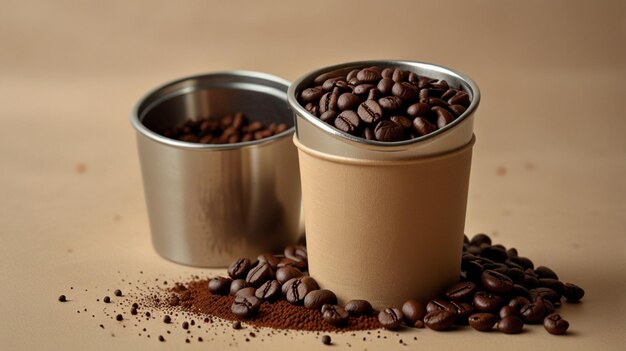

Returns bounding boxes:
[298,66,472,142]
[159,112,289,144]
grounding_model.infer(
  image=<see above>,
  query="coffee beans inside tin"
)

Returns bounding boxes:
[298,66,472,142]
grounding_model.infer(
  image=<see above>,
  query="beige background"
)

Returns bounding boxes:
[1,0,625,350]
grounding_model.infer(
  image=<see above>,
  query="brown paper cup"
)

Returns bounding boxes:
[294,135,475,309]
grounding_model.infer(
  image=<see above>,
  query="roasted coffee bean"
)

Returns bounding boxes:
[450,301,473,323]
[378,308,403,330]
[412,117,437,137]
[275,266,304,284]
[367,88,379,101]
[319,90,339,113]
[508,256,534,270]
[378,96,404,111]
[480,246,508,263]
[512,284,531,299]
[544,313,569,335]
[300,87,324,103]
[354,84,376,95]
[470,233,492,246]
[418,88,430,103]
[506,247,519,258]
[345,299,373,316]
[277,257,307,271]
[538,296,556,315]
[508,296,531,310]
[346,69,360,82]
[313,71,343,85]
[304,289,337,310]
[401,299,427,325]
[424,310,456,331]
[235,287,257,298]
[377,78,394,95]
[392,82,418,101]
[523,272,540,289]
[406,102,430,117]
[375,120,404,141]
[562,283,585,302]
[520,300,547,323]
[506,267,526,284]
[381,67,394,79]
[430,79,449,92]
[390,116,413,130]
[300,276,319,290]
[441,88,457,101]
[468,313,497,331]
[473,291,504,312]
[319,110,337,124]
[335,116,356,134]
[322,77,344,91]
[448,91,471,106]
[284,277,316,304]
[498,316,524,334]
[255,279,281,301]
[433,106,455,128]
[481,270,514,294]
[465,260,484,281]
[363,127,375,140]
[337,93,361,111]
[337,110,361,129]
[449,104,467,117]
[499,306,521,319]
[357,100,383,124]
[245,262,274,287]
[407,71,419,83]
[231,295,261,319]
[392,68,408,82]
[322,304,349,326]
[228,258,252,279]
[257,253,280,269]
[208,277,232,295]
[229,279,249,295]
[530,287,560,303]
[428,97,448,108]
[534,265,559,280]
[426,298,455,313]
[357,68,381,82]
[445,282,477,301]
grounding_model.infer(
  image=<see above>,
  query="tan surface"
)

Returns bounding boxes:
[1,0,625,350]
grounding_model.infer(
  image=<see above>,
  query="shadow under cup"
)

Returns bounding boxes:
[131,71,302,267]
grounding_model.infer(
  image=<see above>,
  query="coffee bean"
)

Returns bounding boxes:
[426,298,455,313]
[321,304,349,326]
[392,68,408,83]
[114,289,122,297]
[424,310,456,331]
[321,334,332,345]
[322,77,344,91]
[401,299,426,325]
[468,313,497,331]
[449,104,467,117]
[208,277,232,295]
[481,270,514,294]
[277,257,307,271]
[381,67,394,79]
[408,72,419,83]
[499,306,521,319]
[429,79,449,92]
[470,233,491,246]
[498,316,524,334]
[406,102,430,117]
[377,78,394,95]
[450,301,473,323]
[506,267,526,284]
[319,90,339,113]
[363,127,375,140]
[367,88,379,101]
[354,84,376,95]
[428,97,448,108]
[445,282,477,302]
[235,287,257,298]
[378,307,403,330]
[473,291,504,312]
[530,287,560,303]
[319,110,337,124]
[257,253,280,269]
[304,290,337,310]
[58,295,67,302]
[390,116,413,130]
[544,313,569,335]
[374,120,404,141]
[480,246,509,263]
[378,96,404,111]
[441,88,457,101]
[520,300,547,323]
[357,100,383,124]
[163,315,171,323]
[231,295,261,319]
[357,68,381,82]
[392,82,418,101]
[508,296,531,310]
[246,262,274,287]
[276,266,304,285]
[346,69,359,82]
[448,91,471,106]
[512,284,531,299]
[284,277,315,304]
[337,110,361,129]
[228,258,252,279]
[300,87,324,103]
[345,299,373,316]
[432,106,455,128]
[229,279,249,295]
[255,280,281,301]
[313,72,342,85]
[508,256,534,270]
[535,266,559,280]
[562,283,585,302]
[412,117,437,136]
[337,92,361,111]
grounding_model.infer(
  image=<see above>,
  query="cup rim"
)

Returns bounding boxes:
[131,70,295,150]
[287,60,481,150]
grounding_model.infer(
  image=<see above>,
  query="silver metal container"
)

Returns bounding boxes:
[288,60,480,160]
[131,71,302,267]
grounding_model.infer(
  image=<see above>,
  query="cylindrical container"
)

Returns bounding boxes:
[288,60,480,308]
[131,71,302,267]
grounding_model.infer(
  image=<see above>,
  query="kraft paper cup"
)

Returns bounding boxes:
[131,71,302,267]
[288,60,480,308]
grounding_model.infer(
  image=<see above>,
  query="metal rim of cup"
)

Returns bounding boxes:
[287,60,481,151]
[131,70,295,150]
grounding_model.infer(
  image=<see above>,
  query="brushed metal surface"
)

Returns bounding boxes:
[132,71,302,267]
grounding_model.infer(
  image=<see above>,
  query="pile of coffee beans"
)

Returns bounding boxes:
[197,233,583,336]
[159,112,289,144]
[297,66,471,142]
